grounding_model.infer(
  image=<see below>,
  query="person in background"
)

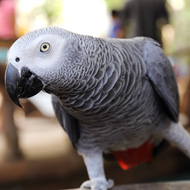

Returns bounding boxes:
[119,0,169,45]
[0,0,16,39]
[109,10,125,38]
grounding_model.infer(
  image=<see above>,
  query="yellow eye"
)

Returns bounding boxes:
[40,42,50,52]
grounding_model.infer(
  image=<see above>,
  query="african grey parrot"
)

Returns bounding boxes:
[5,26,190,190]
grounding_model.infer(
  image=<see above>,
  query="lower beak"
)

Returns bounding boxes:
[5,63,43,108]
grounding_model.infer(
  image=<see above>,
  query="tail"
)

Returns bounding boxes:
[112,121,190,170]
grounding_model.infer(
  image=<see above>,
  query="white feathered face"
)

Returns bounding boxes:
[5,31,68,107]
[8,33,66,75]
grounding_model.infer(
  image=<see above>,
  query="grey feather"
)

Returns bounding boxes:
[51,94,80,148]
[7,26,180,152]
[143,38,179,122]
[6,27,190,190]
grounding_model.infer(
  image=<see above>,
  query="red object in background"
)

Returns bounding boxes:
[113,141,154,170]
[0,0,16,39]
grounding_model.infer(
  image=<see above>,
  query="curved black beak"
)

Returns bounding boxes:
[5,63,44,108]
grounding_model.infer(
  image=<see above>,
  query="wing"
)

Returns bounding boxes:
[51,94,80,148]
[143,38,179,122]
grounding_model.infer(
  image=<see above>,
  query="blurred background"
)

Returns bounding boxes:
[0,0,190,189]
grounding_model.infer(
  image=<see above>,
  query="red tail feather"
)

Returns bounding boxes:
[112,141,154,170]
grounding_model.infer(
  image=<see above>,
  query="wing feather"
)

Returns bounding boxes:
[51,94,80,148]
[143,38,179,122]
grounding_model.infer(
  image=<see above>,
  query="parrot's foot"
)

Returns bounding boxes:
[80,178,114,190]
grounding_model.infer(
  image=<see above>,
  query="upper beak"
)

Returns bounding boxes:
[5,63,44,108]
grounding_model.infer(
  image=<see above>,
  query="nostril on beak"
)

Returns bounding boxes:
[15,57,20,62]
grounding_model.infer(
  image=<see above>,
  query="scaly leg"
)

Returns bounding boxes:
[80,151,114,190]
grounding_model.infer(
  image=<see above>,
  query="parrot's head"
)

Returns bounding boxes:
[5,27,85,107]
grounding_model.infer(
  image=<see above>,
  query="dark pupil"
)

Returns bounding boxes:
[43,44,47,49]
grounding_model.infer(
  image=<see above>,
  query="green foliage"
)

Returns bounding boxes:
[42,0,62,22]
[30,0,62,25]
[104,0,126,11]
[41,0,62,24]
[168,0,190,63]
